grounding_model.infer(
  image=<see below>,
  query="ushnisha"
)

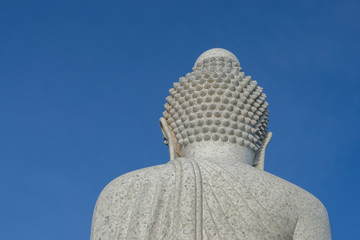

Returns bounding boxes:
[91,48,331,240]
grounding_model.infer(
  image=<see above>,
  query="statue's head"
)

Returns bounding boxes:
[160,48,271,169]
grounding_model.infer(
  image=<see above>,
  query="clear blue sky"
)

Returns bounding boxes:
[0,0,359,239]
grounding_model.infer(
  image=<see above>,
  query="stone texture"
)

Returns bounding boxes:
[91,48,331,240]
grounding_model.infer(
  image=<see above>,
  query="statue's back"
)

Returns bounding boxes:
[91,157,330,240]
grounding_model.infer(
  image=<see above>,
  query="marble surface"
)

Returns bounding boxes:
[91,48,331,239]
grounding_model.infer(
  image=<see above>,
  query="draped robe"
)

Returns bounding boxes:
[91,158,330,240]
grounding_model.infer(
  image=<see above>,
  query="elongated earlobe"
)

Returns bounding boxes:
[253,132,272,170]
[160,117,181,161]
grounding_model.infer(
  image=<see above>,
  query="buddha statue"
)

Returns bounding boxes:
[90,48,331,240]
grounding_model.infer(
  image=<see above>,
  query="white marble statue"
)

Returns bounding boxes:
[91,48,331,240]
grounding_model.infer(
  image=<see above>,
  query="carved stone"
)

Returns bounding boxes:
[91,48,331,240]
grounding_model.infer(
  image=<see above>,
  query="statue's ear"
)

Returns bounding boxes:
[253,132,272,170]
[160,117,181,161]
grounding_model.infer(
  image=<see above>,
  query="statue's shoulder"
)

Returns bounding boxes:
[250,166,331,238]
[201,160,328,216]
[255,165,329,223]
[97,162,174,200]
[91,162,176,239]
[260,167,327,210]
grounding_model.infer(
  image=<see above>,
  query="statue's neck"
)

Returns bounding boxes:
[181,141,254,165]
